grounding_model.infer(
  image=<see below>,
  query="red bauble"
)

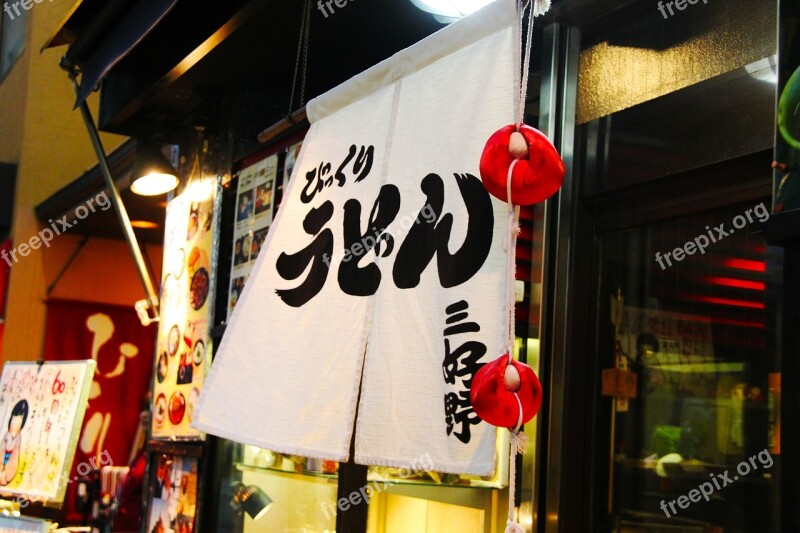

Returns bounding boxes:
[470,354,542,428]
[479,124,566,206]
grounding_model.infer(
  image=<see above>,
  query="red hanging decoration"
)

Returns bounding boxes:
[479,123,565,206]
[470,354,542,429]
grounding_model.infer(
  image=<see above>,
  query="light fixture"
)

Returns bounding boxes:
[410,0,497,21]
[130,144,179,196]
[231,483,272,521]
[130,220,160,229]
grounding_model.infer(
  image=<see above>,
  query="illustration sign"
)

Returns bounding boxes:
[0,360,95,503]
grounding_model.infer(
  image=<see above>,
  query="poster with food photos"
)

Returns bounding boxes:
[283,141,303,186]
[147,453,199,533]
[227,155,278,318]
[0,360,95,503]
[153,178,220,440]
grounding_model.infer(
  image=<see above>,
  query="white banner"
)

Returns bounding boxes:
[195,0,517,475]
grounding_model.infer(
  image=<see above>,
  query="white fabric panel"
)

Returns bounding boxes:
[194,85,396,460]
[307,0,518,123]
[195,0,517,474]
[355,24,515,475]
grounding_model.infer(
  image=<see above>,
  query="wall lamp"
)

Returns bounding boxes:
[231,482,272,521]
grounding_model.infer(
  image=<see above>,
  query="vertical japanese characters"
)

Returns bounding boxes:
[442,301,485,443]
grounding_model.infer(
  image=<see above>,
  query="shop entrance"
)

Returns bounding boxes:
[594,189,780,532]
[544,2,783,528]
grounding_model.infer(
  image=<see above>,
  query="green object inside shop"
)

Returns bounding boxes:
[779,65,800,151]
[651,425,682,457]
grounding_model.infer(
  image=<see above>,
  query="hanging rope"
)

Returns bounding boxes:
[288,0,312,115]
[505,1,549,531]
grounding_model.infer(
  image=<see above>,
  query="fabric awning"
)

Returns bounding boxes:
[65,0,179,108]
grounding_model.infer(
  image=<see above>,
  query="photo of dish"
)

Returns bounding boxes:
[187,212,199,241]
[255,181,273,216]
[177,351,194,385]
[237,190,254,222]
[251,227,268,260]
[187,387,200,422]
[156,352,169,383]
[160,273,180,310]
[169,392,186,425]
[154,393,167,428]
[233,237,249,266]
[167,325,180,356]
[193,339,205,366]
[190,267,210,310]
[187,247,200,274]
[242,234,252,260]
[187,246,209,276]
[174,248,186,279]
[160,274,172,304]
[198,199,214,232]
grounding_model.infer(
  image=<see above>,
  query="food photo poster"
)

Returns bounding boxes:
[153,178,221,440]
[147,453,199,533]
[227,155,278,319]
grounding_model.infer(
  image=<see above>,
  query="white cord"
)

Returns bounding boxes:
[505,2,550,531]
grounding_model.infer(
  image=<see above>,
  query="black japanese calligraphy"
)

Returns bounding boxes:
[441,300,486,444]
[301,145,375,204]
[275,201,334,307]
[278,146,495,306]
[444,390,480,444]
[338,185,400,296]
[442,339,485,388]
[393,173,494,289]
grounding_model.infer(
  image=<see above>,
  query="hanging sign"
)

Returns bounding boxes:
[0,360,95,504]
[152,178,220,440]
[196,0,517,475]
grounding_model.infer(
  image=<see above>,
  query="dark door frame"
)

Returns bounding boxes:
[535,15,779,532]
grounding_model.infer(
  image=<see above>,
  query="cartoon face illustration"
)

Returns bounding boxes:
[8,401,27,437]
[0,399,28,486]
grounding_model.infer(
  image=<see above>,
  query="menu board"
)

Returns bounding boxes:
[0,360,95,503]
[153,178,220,440]
[227,155,278,319]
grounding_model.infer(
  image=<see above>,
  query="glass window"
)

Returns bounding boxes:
[0,4,26,82]
[577,0,777,194]
[599,199,780,531]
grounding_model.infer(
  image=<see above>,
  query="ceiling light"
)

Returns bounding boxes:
[410,0,497,21]
[130,144,179,196]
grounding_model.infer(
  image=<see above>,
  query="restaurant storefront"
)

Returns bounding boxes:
[0,0,793,531]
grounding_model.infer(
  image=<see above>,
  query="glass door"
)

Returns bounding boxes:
[597,200,780,532]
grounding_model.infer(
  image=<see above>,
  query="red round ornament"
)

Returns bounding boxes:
[470,354,542,428]
[479,124,566,206]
